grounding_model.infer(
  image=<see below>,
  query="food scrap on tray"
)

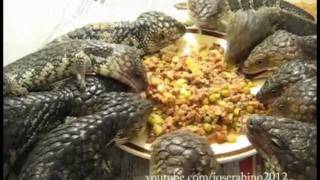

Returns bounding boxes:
[144,42,270,144]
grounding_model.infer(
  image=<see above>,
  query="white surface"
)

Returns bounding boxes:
[4,0,188,66]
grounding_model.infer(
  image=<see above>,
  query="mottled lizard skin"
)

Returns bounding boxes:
[271,77,317,123]
[225,7,316,64]
[3,76,130,179]
[186,0,314,32]
[256,59,316,104]
[19,93,152,180]
[247,115,316,180]
[243,30,316,75]
[150,130,220,178]
[50,11,186,55]
[3,40,147,96]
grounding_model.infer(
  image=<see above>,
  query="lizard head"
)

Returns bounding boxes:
[134,11,186,54]
[150,129,220,176]
[270,77,316,123]
[113,93,153,145]
[88,41,148,92]
[256,59,316,105]
[247,115,316,178]
[188,0,226,29]
[242,30,299,76]
[256,78,283,105]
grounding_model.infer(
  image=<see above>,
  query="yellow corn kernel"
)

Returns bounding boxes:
[202,98,209,105]
[185,125,199,132]
[209,93,220,103]
[221,84,229,90]
[240,82,247,87]
[247,81,254,87]
[203,123,213,133]
[217,100,226,107]
[163,92,175,99]
[172,56,180,63]
[152,77,164,85]
[200,51,209,58]
[180,88,192,98]
[246,105,255,113]
[223,72,236,78]
[209,87,220,93]
[221,89,231,97]
[156,84,165,93]
[224,103,234,112]
[153,124,164,136]
[243,86,251,94]
[185,57,201,75]
[227,113,234,121]
[234,108,241,116]
[227,134,237,143]
[175,78,187,88]
[202,105,210,111]
[203,116,212,123]
[148,113,164,125]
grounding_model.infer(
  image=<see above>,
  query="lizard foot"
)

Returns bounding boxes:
[73,51,94,92]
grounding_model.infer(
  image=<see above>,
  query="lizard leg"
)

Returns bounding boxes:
[3,75,28,96]
[73,51,93,91]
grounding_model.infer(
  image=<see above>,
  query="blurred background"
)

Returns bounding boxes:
[4,0,316,65]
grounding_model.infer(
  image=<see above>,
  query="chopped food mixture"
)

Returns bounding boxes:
[144,42,270,144]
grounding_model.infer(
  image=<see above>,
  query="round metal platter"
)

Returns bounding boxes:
[118,29,265,164]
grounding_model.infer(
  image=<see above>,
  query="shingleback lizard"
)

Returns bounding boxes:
[19,92,152,180]
[242,30,316,76]
[247,114,316,180]
[256,59,317,104]
[225,6,316,64]
[176,0,314,32]
[150,130,220,178]
[3,40,147,96]
[3,76,132,179]
[271,77,316,123]
[50,11,186,55]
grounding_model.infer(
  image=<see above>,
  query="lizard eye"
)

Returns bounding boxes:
[159,33,165,40]
[256,60,263,65]
[278,103,285,109]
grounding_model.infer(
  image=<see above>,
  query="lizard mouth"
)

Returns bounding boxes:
[242,69,274,80]
[111,72,148,93]
[247,127,283,173]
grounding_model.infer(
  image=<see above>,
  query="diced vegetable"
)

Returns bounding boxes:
[209,93,220,103]
[203,116,212,123]
[148,113,164,125]
[203,123,213,133]
[143,41,269,143]
[153,124,164,136]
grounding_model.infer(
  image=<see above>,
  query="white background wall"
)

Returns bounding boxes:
[4,0,188,65]
[3,0,315,65]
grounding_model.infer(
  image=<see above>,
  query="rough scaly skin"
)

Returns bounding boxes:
[19,93,152,180]
[3,40,147,96]
[271,77,317,123]
[256,60,317,104]
[3,76,130,179]
[150,130,220,178]
[185,0,314,32]
[247,115,316,180]
[51,11,186,55]
[225,7,316,64]
[242,30,316,75]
